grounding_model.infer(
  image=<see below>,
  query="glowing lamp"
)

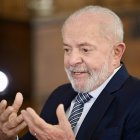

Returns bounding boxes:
[0,71,9,92]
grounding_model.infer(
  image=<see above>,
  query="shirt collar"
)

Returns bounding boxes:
[89,66,121,99]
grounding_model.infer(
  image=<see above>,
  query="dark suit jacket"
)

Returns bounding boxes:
[21,65,140,140]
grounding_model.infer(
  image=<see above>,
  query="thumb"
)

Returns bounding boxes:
[56,104,75,140]
[56,104,71,128]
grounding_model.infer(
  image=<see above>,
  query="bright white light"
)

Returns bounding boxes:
[0,71,9,92]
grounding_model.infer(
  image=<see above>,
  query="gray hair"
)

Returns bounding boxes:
[62,5,124,43]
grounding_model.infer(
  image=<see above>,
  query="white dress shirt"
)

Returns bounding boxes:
[66,66,121,136]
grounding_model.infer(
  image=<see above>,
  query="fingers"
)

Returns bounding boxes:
[7,114,24,129]
[9,112,17,121]
[21,108,46,127]
[3,114,26,130]
[21,108,49,135]
[4,121,27,137]
[0,100,7,115]
[0,106,14,122]
[2,114,27,137]
[21,107,66,140]
[0,112,27,138]
[0,92,26,139]
[9,92,23,121]
[12,92,23,113]
[0,92,23,119]
[22,106,75,140]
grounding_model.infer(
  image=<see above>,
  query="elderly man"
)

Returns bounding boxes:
[1,5,140,140]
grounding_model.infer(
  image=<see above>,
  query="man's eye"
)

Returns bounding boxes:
[64,48,71,54]
[82,48,89,52]
[64,48,69,52]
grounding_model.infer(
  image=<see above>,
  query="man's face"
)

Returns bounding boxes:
[62,16,115,93]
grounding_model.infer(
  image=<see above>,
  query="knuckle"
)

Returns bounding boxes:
[2,126,7,133]
[0,116,6,123]
[7,106,13,111]
[6,131,13,137]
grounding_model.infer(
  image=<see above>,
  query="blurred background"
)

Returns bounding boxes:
[0,0,140,122]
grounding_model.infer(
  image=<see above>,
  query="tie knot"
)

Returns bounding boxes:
[75,93,92,105]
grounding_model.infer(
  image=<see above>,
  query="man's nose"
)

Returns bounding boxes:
[69,51,83,66]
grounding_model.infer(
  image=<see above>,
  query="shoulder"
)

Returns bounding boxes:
[117,75,140,102]
[124,75,140,91]
[116,75,140,113]
[49,83,74,97]
[53,83,73,92]
[39,83,75,123]
[41,83,75,110]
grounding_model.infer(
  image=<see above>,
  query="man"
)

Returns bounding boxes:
[1,5,140,140]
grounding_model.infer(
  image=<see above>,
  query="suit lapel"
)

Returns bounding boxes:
[61,90,77,111]
[76,65,129,140]
[76,91,115,140]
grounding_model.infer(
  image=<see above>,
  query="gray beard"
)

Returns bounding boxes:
[65,62,110,93]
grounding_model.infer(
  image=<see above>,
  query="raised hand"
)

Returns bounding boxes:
[0,92,27,140]
[21,104,75,140]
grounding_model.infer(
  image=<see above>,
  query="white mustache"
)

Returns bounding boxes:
[67,67,88,73]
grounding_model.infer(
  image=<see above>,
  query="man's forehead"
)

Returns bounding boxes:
[66,12,111,23]
[63,13,112,32]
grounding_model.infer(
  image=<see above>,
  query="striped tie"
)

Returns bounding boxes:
[68,93,92,130]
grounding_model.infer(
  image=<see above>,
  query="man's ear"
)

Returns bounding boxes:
[112,42,126,67]
[113,42,126,60]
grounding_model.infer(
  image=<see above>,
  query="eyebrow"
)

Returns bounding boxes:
[77,42,93,47]
[63,42,95,48]
[63,42,70,47]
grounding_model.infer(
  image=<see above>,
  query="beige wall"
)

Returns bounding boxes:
[0,0,140,18]
[31,17,68,111]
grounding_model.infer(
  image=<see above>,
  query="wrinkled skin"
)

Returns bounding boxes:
[0,92,27,140]
[21,104,75,140]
